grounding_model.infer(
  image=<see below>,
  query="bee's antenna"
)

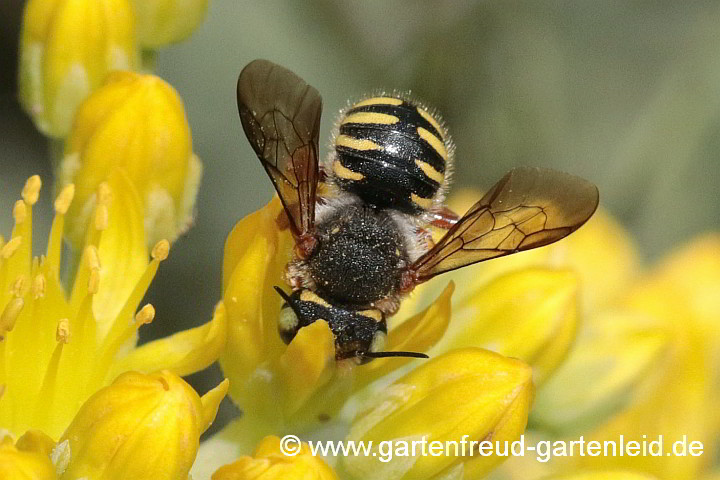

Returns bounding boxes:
[273,286,293,303]
[363,351,429,359]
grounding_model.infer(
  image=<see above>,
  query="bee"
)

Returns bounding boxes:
[236,59,599,364]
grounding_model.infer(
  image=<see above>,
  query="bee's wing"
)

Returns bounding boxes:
[411,167,599,282]
[237,59,322,238]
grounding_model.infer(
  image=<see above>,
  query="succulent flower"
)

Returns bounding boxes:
[56,71,203,248]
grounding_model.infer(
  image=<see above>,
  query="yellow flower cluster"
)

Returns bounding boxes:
[18,1,206,248]
[197,190,720,480]
[18,0,209,137]
[0,176,227,479]
[57,71,202,247]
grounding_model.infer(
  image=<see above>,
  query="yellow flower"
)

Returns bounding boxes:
[430,267,580,384]
[195,195,576,478]
[0,433,56,480]
[132,0,211,48]
[57,71,203,247]
[496,232,720,480]
[343,349,533,480]
[0,174,224,439]
[212,436,338,480]
[216,198,454,429]
[55,370,228,480]
[567,236,720,480]
[18,0,139,137]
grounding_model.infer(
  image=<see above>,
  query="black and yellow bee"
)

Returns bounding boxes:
[236,59,599,364]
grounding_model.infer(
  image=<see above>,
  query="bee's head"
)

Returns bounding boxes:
[274,287,427,364]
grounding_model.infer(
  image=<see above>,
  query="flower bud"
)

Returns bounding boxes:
[0,436,57,480]
[18,0,139,137]
[132,0,210,48]
[58,71,202,247]
[438,268,579,384]
[57,370,227,480]
[344,348,533,480]
[211,436,339,480]
[532,310,670,434]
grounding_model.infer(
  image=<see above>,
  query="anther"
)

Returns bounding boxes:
[1,236,22,259]
[0,297,25,334]
[22,175,42,205]
[97,182,112,206]
[12,275,27,297]
[94,204,109,231]
[86,245,101,270]
[88,269,100,294]
[32,273,46,299]
[86,246,101,294]
[56,318,70,344]
[135,304,156,326]
[13,200,27,224]
[151,239,170,261]
[54,184,75,214]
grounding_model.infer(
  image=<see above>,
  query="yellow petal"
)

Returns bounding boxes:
[278,319,336,416]
[533,309,670,434]
[110,301,227,377]
[201,378,231,434]
[356,281,454,388]
[132,0,210,48]
[58,71,201,246]
[58,371,217,480]
[220,197,285,392]
[211,435,339,480]
[440,268,579,384]
[92,169,148,337]
[576,325,711,479]
[344,348,533,480]
[15,430,56,457]
[0,438,56,480]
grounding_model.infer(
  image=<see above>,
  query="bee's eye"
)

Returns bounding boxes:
[278,304,300,345]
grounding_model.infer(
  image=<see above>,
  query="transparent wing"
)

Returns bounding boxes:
[237,59,322,238]
[411,167,599,281]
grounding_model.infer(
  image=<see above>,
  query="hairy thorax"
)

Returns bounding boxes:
[297,205,410,307]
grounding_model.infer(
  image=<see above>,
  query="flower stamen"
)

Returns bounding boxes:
[12,201,27,225]
[21,176,41,206]
[1,237,22,260]
[47,185,75,272]
[56,319,70,344]
[135,304,155,326]
[32,273,45,299]
[0,297,25,340]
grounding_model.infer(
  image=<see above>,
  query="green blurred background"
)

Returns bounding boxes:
[1,0,719,418]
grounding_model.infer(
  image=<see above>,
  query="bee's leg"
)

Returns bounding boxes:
[284,260,313,290]
[428,206,459,230]
[415,227,435,250]
[373,294,402,316]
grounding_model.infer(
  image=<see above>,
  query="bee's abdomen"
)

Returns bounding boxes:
[333,97,449,214]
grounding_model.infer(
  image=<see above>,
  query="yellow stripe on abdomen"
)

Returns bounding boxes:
[414,159,445,184]
[336,134,383,151]
[351,97,403,108]
[417,107,446,140]
[410,193,434,210]
[333,160,365,181]
[417,127,448,161]
[342,111,399,126]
